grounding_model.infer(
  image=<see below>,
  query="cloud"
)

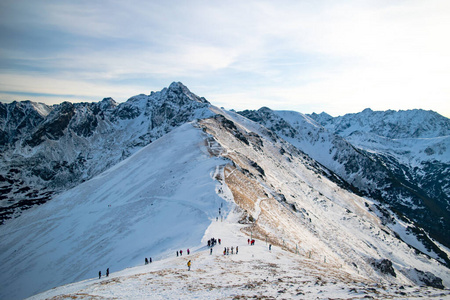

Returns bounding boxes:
[0,1,449,117]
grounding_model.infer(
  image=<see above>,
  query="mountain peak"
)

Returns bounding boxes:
[165,82,210,104]
[168,81,187,90]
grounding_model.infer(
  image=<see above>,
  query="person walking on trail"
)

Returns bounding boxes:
[187,260,192,271]
[145,258,149,265]
[236,246,239,254]
[149,257,152,263]
[180,250,183,256]
[187,249,190,255]
[106,268,109,277]
[177,251,179,257]
[99,271,101,279]
[269,244,272,251]
[210,248,213,255]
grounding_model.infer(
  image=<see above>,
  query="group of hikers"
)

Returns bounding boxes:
[207,237,220,247]
[98,268,109,279]
[176,248,190,257]
[223,246,238,255]
[98,230,276,278]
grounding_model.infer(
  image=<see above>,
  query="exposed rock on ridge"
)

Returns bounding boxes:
[0,82,212,224]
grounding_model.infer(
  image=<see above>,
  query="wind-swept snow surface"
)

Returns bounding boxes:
[0,123,229,300]
[28,217,450,299]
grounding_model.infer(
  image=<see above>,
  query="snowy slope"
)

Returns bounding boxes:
[2,89,450,299]
[28,218,450,300]
[239,107,450,253]
[201,109,450,275]
[0,123,229,300]
[0,82,214,225]
[310,109,450,247]
[18,108,450,300]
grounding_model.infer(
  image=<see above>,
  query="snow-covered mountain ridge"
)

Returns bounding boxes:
[310,108,450,139]
[1,83,450,299]
[238,107,450,254]
[2,105,450,299]
[0,82,213,223]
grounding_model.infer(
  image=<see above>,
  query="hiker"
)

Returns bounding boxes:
[223,249,226,255]
[248,239,250,245]
[269,244,272,251]
[236,246,239,254]
[99,271,101,279]
[145,258,149,265]
[231,246,234,254]
[187,249,190,255]
[187,260,192,271]
[208,240,211,247]
[218,239,221,245]
[177,251,179,257]
[149,257,152,263]
[210,248,213,255]
[180,250,183,256]
[106,268,109,277]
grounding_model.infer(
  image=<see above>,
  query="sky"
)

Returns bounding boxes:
[0,0,449,117]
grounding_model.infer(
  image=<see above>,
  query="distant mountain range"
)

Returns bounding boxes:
[0,82,449,299]
[238,107,450,253]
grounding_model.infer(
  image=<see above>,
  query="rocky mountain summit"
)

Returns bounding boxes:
[0,82,213,223]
